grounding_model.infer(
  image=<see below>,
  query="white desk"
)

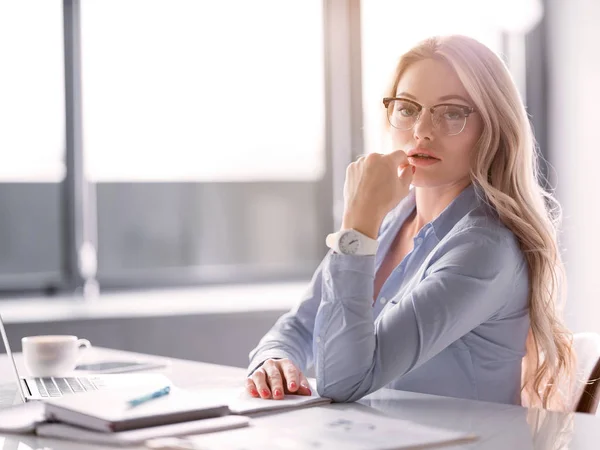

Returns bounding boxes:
[1,347,598,449]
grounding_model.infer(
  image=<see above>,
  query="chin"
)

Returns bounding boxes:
[411,171,468,189]
[410,173,441,188]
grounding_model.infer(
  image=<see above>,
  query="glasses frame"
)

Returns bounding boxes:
[382,97,477,136]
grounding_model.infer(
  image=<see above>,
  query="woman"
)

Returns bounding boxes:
[246,35,574,410]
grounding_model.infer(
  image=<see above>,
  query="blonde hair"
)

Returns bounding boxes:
[386,35,575,410]
[527,407,574,449]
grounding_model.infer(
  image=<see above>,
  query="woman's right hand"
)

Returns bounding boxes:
[246,358,312,400]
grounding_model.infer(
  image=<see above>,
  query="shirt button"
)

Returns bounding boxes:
[316,336,321,343]
[379,297,387,305]
[415,237,423,246]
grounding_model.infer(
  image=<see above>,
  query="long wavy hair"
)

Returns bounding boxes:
[385,35,575,410]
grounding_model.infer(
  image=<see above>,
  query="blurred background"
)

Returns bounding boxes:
[0,0,596,369]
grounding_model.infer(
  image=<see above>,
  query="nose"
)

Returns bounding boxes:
[413,109,434,142]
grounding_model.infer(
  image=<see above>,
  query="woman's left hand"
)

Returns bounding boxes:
[342,150,413,239]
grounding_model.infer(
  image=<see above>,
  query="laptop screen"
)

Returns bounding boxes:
[0,314,26,403]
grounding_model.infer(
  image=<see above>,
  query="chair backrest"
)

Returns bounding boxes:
[572,333,600,414]
[576,357,600,414]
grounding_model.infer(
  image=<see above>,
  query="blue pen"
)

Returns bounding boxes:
[127,386,171,408]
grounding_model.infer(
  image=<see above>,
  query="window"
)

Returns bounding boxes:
[0,0,547,296]
[0,0,65,291]
[80,0,327,285]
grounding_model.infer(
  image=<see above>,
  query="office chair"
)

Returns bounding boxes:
[572,333,600,414]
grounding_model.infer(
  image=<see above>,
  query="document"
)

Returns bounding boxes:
[146,407,478,450]
[226,388,331,415]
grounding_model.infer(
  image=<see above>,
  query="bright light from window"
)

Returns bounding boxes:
[361,0,504,155]
[17,443,34,450]
[0,0,65,182]
[81,0,325,182]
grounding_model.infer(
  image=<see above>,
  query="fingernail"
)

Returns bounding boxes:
[274,389,282,397]
[251,389,258,396]
[289,382,297,390]
[261,389,270,397]
[412,166,416,174]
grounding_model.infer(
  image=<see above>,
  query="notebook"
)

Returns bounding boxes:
[36,415,250,446]
[43,386,230,432]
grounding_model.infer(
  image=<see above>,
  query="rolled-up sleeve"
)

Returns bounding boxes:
[314,228,521,402]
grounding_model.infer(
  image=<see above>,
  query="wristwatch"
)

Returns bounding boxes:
[326,229,379,256]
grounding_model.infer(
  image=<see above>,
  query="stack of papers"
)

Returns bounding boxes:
[36,416,250,446]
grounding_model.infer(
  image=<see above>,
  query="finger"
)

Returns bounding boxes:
[386,149,409,167]
[398,164,414,186]
[251,368,271,399]
[263,362,285,400]
[245,377,260,397]
[297,375,312,396]
[280,360,300,393]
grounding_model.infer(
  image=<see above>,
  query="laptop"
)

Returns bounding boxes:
[0,314,172,403]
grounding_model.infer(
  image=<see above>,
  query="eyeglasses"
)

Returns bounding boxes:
[382,97,477,136]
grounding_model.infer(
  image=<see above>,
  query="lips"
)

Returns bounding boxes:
[409,156,440,167]
[407,148,440,160]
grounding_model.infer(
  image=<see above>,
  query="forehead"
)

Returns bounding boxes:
[395,58,471,103]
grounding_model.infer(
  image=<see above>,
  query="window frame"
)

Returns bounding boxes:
[0,0,549,297]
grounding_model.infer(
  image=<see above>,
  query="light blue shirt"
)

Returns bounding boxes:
[249,184,530,405]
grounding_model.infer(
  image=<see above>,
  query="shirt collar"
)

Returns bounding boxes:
[429,183,482,241]
[390,183,483,242]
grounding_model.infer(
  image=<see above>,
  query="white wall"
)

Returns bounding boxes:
[547,0,600,333]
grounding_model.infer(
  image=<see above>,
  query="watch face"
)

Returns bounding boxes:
[339,231,360,255]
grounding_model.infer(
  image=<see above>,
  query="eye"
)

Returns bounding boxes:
[396,102,418,117]
[442,106,466,121]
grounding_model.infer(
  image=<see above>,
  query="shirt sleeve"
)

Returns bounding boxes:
[247,252,329,376]
[313,227,524,402]
[247,206,403,377]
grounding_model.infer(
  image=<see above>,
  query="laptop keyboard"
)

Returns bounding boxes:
[34,376,105,397]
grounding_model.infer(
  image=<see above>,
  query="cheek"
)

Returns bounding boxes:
[389,129,413,149]
[442,139,474,170]
[446,127,481,165]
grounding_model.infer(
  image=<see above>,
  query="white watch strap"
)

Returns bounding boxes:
[326,229,379,256]
[354,230,379,255]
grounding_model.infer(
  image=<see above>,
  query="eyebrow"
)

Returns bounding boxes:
[396,92,471,104]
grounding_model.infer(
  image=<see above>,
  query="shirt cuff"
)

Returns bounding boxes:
[326,252,376,274]
[322,253,376,301]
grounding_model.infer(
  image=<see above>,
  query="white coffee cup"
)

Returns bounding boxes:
[21,335,91,377]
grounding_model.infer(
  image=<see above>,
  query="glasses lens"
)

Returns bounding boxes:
[433,105,467,135]
[387,99,419,130]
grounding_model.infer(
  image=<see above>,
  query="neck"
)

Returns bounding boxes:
[408,179,471,236]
